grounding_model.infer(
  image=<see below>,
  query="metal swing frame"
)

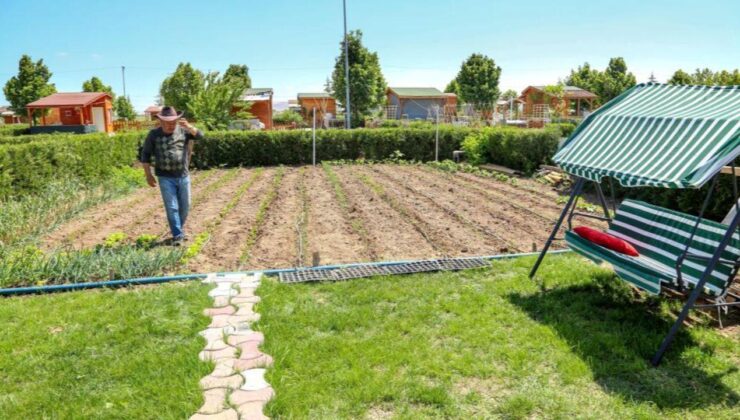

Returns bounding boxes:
[529,170,740,367]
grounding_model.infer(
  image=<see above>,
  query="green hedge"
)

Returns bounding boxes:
[192,127,474,167]
[461,126,561,174]
[0,132,140,199]
[0,124,28,137]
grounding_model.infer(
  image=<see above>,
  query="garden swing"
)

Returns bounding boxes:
[529,83,740,366]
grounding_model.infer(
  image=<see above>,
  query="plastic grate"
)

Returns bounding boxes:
[385,260,443,275]
[437,257,490,271]
[279,269,333,284]
[331,265,392,281]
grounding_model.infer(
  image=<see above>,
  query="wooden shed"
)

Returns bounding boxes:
[519,85,597,122]
[0,106,24,124]
[144,105,162,120]
[297,93,336,125]
[386,87,448,120]
[233,88,273,129]
[26,92,113,134]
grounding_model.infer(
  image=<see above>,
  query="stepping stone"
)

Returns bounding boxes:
[235,401,269,420]
[231,296,260,305]
[215,273,247,283]
[227,331,264,346]
[200,373,243,390]
[234,354,273,371]
[229,387,274,406]
[240,369,269,391]
[202,273,219,284]
[226,314,260,328]
[209,284,237,298]
[204,306,236,317]
[212,296,231,308]
[199,327,227,342]
[203,338,230,351]
[234,303,255,315]
[199,346,237,362]
[190,408,239,420]
[236,288,257,298]
[197,388,229,414]
[211,359,236,378]
[237,341,262,359]
[209,314,236,328]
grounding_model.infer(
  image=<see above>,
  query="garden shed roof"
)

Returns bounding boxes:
[26,92,111,108]
[554,83,740,189]
[387,87,445,98]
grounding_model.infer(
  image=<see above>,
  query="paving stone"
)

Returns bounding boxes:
[199,327,227,342]
[190,408,239,420]
[212,296,231,308]
[237,341,262,359]
[234,401,269,420]
[209,314,239,328]
[199,346,237,362]
[240,368,269,391]
[234,354,273,371]
[227,331,264,346]
[204,306,236,317]
[199,373,243,390]
[209,284,237,298]
[203,338,230,351]
[197,388,229,414]
[227,314,260,328]
[202,273,219,284]
[216,273,247,283]
[211,359,236,378]
[234,303,255,315]
[229,387,274,406]
[236,287,257,298]
[231,296,260,305]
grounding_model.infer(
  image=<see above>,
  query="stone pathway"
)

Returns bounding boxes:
[191,273,274,420]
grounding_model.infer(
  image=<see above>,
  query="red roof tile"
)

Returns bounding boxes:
[26,92,111,108]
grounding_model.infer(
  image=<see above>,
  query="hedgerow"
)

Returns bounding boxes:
[461,126,561,174]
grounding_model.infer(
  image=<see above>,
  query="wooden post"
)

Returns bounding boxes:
[27,108,33,126]
[42,109,46,126]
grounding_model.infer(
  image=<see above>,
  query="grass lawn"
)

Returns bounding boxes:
[257,254,740,419]
[0,282,212,418]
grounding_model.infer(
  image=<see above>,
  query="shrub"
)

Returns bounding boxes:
[273,109,304,125]
[461,126,561,174]
[545,122,577,138]
[0,124,29,137]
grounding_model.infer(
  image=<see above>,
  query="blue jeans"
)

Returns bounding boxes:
[158,175,191,239]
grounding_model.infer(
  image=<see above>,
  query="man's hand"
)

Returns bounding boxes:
[146,174,157,188]
[178,118,198,135]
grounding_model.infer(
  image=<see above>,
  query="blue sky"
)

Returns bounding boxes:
[1,0,738,112]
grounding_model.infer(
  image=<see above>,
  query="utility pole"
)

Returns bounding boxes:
[312,108,317,166]
[121,66,127,98]
[343,0,351,129]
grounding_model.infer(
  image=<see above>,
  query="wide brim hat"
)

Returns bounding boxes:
[157,106,184,121]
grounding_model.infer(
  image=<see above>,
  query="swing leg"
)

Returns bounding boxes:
[594,182,612,220]
[529,177,585,279]
[651,210,740,366]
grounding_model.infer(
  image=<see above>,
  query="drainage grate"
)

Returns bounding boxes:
[331,265,392,281]
[385,260,443,275]
[437,257,490,271]
[279,269,333,284]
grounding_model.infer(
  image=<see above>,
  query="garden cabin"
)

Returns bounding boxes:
[1,106,23,124]
[519,85,597,125]
[297,93,336,125]
[25,92,113,134]
[233,88,273,129]
[144,105,162,120]
[386,87,449,120]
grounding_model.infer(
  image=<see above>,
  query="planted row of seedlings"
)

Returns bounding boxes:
[237,167,286,269]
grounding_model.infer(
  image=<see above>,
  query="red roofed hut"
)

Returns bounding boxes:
[26,92,114,134]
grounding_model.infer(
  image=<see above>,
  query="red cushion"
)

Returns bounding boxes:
[573,226,639,257]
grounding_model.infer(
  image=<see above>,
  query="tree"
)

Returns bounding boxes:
[323,77,333,94]
[565,62,601,99]
[187,71,251,130]
[598,57,637,102]
[160,63,205,116]
[444,79,461,97]
[500,89,519,101]
[543,84,566,117]
[115,96,137,120]
[3,54,56,119]
[331,30,387,127]
[82,76,115,110]
[453,53,502,113]
[223,64,251,89]
[667,69,693,85]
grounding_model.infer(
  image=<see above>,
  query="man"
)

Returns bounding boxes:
[140,106,204,246]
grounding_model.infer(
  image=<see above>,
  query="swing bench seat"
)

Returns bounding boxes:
[566,199,740,297]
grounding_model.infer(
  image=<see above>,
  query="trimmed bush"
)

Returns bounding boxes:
[545,122,577,138]
[461,127,561,174]
[0,132,140,199]
[0,124,29,137]
[192,127,474,168]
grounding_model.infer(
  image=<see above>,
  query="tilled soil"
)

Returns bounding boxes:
[43,164,598,272]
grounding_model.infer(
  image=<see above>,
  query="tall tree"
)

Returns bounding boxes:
[565,62,601,99]
[223,64,251,89]
[668,68,740,86]
[500,89,519,101]
[331,30,387,126]
[598,57,637,102]
[453,53,502,113]
[3,54,56,118]
[82,76,115,110]
[444,79,461,97]
[115,96,137,120]
[187,71,251,130]
[159,63,205,116]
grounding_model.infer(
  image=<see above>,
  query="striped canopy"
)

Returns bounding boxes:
[554,83,740,189]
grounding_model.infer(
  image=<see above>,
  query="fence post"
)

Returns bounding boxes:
[435,105,440,161]
[312,107,316,166]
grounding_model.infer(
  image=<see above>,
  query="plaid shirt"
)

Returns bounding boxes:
[140,126,203,177]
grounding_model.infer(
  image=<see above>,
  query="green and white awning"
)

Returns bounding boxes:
[554,83,740,189]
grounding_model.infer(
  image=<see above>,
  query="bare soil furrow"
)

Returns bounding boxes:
[305,167,367,266]
[189,168,277,272]
[383,165,553,251]
[249,168,303,270]
[357,166,503,256]
[362,166,514,255]
[43,170,226,250]
[334,165,436,261]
